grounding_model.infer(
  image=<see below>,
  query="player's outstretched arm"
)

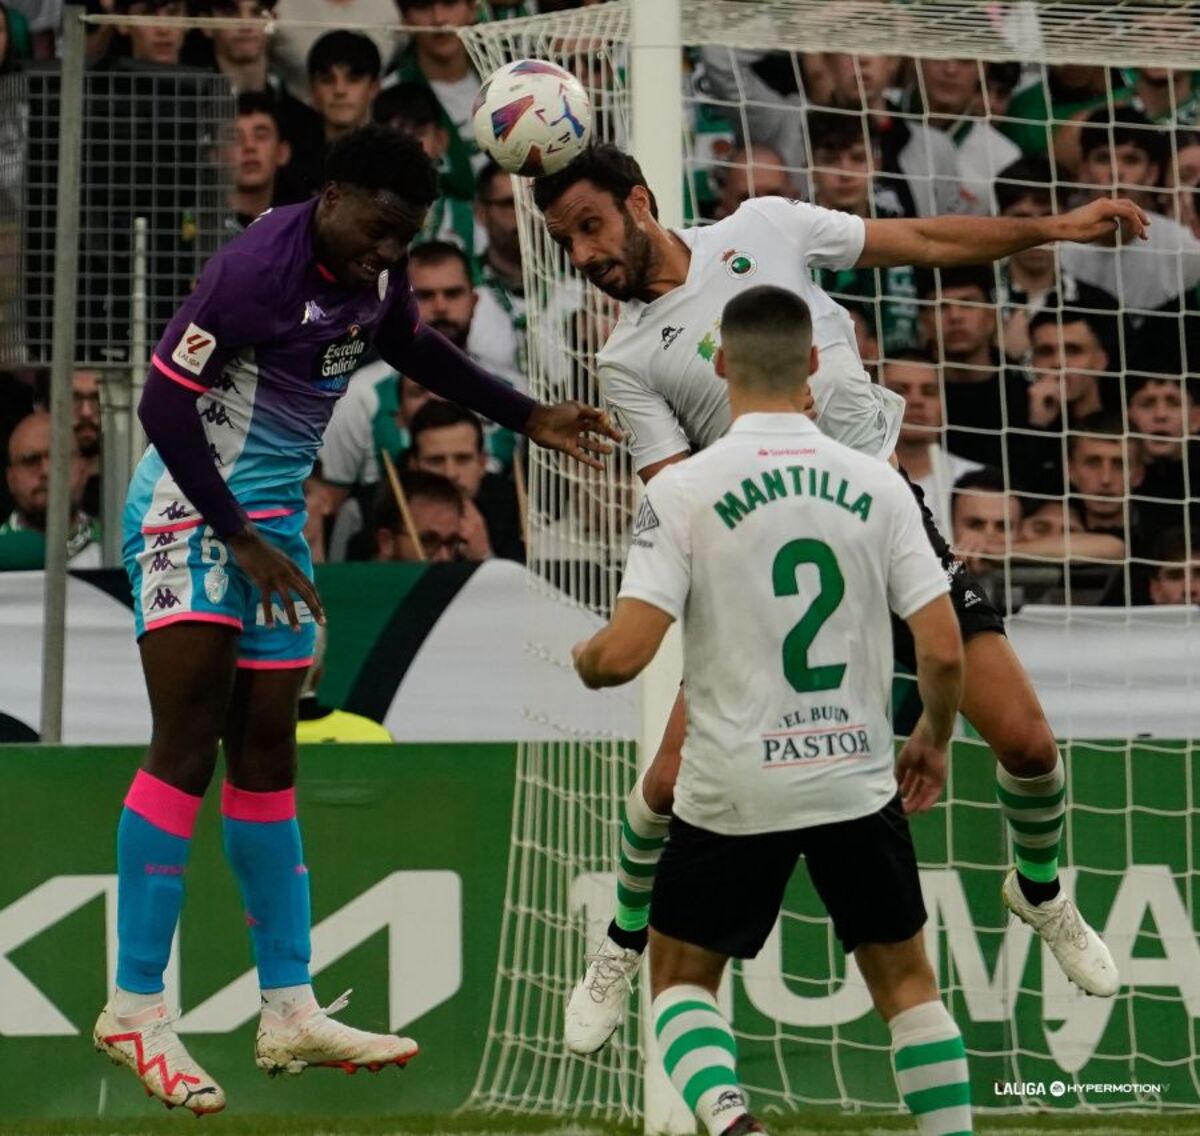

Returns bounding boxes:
[857,197,1149,270]
[376,299,620,470]
[895,594,964,815]
[572,598,673,689]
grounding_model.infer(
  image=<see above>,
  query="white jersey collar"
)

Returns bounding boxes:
[729,411,821,436]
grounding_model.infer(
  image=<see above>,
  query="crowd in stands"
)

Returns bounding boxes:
[0,0,1198,608]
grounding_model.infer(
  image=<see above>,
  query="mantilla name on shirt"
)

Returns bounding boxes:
[713,465,873,531]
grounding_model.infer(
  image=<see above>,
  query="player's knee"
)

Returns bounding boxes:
[144,744,219,798]
[993,716,1058,779]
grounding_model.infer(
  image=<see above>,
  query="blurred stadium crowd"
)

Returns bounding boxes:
[0,0,1197,607]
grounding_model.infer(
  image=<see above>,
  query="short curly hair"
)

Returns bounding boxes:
[324,125,440,209]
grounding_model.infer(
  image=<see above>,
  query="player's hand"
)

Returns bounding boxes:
[1027,373,1063,427]
[527,400,623,470]
[895,720,948,814]
[1051,197,1149,246]
[228,525,325,631]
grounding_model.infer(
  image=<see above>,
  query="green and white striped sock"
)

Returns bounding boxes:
[890,1000,972,1135]
[614,772,669,934]
[653,984,746,1136]
[996,755,1065,886]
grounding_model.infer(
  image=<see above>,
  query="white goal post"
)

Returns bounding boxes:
[461,1,1200,1130]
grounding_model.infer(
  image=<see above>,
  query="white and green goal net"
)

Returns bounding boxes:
[461,1,1200,1129]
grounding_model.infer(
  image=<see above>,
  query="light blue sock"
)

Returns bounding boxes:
[220,782,311,989]
[115,771,202,994]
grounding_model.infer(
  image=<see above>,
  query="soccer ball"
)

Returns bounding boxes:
[472,59,592,178]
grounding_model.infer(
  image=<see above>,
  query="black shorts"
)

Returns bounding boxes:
[650,795,927,959]
[891,469,1006,675]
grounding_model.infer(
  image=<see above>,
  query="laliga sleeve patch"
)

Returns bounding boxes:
[171,323,218,375]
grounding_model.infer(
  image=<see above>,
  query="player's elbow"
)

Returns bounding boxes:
[915,632,964,689]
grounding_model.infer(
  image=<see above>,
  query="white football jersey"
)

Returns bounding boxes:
[595,196,904,472]
[618,413,948,835]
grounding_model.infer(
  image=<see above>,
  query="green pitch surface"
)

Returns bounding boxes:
[5,1114,1200,1136]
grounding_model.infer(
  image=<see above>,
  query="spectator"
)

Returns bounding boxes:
[1019,497,1084,543]
[819,51,965,217]
[228,91,291,231]
[408,400,524,562]
[1000,65,1128,158]
[1060,107,1200,313]
[0,369,35,517]
[808,110,918,354]
[373,468,467,562]
[711,143,796,221]
[1066,415,1141,553]
[1124,66,1200,130]
[0,2,35,70]
[916,265,1029,471]
[280,31,381,201]
[1016,297,1131,497]
[269,0,395,105]
[1146,526,1200,606]
[410,240,522,464]
[992,158,1115,360]
[392,0,482,201]
[882,350,981,536]
[1126,375,1200,540]
[112,0,186,65]
[950,465,1018,581]
[983,60,1021,120]
[296,624,394,742]
[207,0,272,92]
[0,411,101,567]
[375,81,477,250]
[473,160,527,390]
[910,57,1021,212]
[71,370,103,517]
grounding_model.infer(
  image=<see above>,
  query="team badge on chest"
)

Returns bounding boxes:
[721,249,758,279]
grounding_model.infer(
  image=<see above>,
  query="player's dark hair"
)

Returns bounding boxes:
[1126,372,1186,403]
[1079,105,1168,172]
[914,265,995,301]
[994,156,1054,214]
[307,30,381,80]
[324,125,439,208]
[532,143,659,219]
[409,399,485,454]
[373,469,463,536]
[235,89,281,131]
[721,285,813,391]
[806,108,877,155]
[373,81,443,130]
[409,239,474,282]
[985,60,1021,98]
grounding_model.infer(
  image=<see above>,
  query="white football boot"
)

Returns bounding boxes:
[94,999,226,1114]
[1002,869,1119,997]
[255,989,419,1075]
[564,936,643,1055]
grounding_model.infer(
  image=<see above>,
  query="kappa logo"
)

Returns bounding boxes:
[661,325,684,349]
[151,531,174,549]
[149,552,174,573]
[170,322,217,375]
[302,300,326,325]
[199,402,235,429]
[158,502,191,522]
[633,497,660,536]
[721,248,757,278]
[148,587,182,612]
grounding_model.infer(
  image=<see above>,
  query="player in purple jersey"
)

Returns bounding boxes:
[94,126,620,1114]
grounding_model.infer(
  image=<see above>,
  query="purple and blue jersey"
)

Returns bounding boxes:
[126,200,422,532]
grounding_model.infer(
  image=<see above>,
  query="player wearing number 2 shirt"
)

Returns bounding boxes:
[532,143,1136,1060]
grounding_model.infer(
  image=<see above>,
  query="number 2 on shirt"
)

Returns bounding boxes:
[772,539,847,694]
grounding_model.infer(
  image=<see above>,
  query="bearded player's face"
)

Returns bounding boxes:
[543,181,653,302]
